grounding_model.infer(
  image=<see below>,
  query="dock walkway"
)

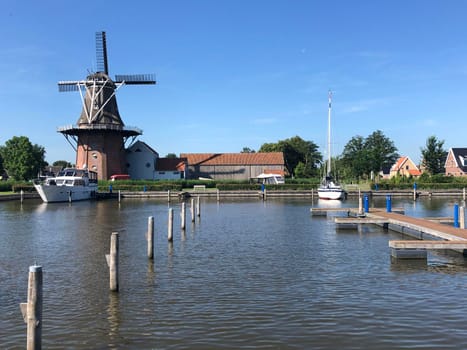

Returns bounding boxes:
[367,209,467,241]
[312,207,467,259]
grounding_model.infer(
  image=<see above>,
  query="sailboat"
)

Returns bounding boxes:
[317,91,346,200]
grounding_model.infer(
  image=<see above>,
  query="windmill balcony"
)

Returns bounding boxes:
[58,124,142,135]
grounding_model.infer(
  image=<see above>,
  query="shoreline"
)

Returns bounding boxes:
[1,189,466,202]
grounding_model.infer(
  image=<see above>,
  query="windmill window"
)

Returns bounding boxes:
[92,153,98,159]
[92,165,97,171]
[146,162,151,168]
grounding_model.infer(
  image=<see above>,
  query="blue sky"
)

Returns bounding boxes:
[1,1,466,165]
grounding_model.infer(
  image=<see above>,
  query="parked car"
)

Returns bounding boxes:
[110,174,131,181]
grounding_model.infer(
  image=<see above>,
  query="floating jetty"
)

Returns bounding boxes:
[311,206,467,259]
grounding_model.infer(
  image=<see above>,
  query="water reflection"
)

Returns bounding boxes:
[107,292,120,348]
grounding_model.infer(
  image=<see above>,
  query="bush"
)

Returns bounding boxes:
[0,182,12,192]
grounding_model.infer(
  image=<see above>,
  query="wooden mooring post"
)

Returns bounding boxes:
[358,190,363,215]
[460,206,465,229]
[196,196,201,218]
[181,202,186,230]
[20,265,43,350]
[118,190,121,203]
[105,232,119,292]
[20,189,24,204]
[190,198,195,223]
[168,208,174,241]
[147,216,154,259]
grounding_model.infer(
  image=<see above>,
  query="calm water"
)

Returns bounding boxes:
[2,196,467,349]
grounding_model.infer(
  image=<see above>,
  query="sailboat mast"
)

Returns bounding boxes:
[327,91,332,175]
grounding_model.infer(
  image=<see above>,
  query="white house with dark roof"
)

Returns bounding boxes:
[125,141,159,179]
[445,148,467,176]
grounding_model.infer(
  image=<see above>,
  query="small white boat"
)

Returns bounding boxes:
[34,168,98,203]
[254,173,285,185]
[317,177,346,200]
[318,91,346,200]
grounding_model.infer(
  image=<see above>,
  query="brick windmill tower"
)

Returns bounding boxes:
[58,31,156,179]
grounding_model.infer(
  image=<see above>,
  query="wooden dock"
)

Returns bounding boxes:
[389,240,467,249]
[312,206,467,259]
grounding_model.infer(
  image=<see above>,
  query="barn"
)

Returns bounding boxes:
[180,152,285,181]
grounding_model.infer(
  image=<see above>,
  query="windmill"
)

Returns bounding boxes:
[58,31,156,180]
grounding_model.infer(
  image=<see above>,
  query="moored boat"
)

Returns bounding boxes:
[33,168,98,203]
[318,91,346,200]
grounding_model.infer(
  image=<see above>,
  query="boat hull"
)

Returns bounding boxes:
[317,188,346,200]
[34,184,97,203]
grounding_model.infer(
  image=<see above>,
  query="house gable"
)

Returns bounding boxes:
[389,156,421,178]
[125,141,159,180]
[445,148,467,176]
[127,141,159,157]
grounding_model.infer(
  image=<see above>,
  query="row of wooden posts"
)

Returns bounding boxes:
[108,196,201,291]
[19,196,202,350]
[108,196,201,293]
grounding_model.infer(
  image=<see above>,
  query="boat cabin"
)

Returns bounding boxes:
[252,173,285,185]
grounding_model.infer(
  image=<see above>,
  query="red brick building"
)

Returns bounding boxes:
[445,148,467,176]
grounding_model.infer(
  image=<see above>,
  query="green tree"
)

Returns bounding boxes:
[341,131,398,180]
[341,135,368,180]
[165,153,177,158]
[0,136,47,180]
[420,135,447,175]
[53,160,73,169]
[241,147,255,153]
[258,142,280,153]
[259,136,321,177]
[364,130,399,176]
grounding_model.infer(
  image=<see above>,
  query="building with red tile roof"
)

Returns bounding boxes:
[180,152,285,180]
[389,156,422,178]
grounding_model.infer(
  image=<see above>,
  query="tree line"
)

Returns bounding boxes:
[242,132,447,180]
[0,133,448,181]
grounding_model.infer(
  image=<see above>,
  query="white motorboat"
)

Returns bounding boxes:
[317,91,346,200]
[254,173,285,185]
[34,168,98,203]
